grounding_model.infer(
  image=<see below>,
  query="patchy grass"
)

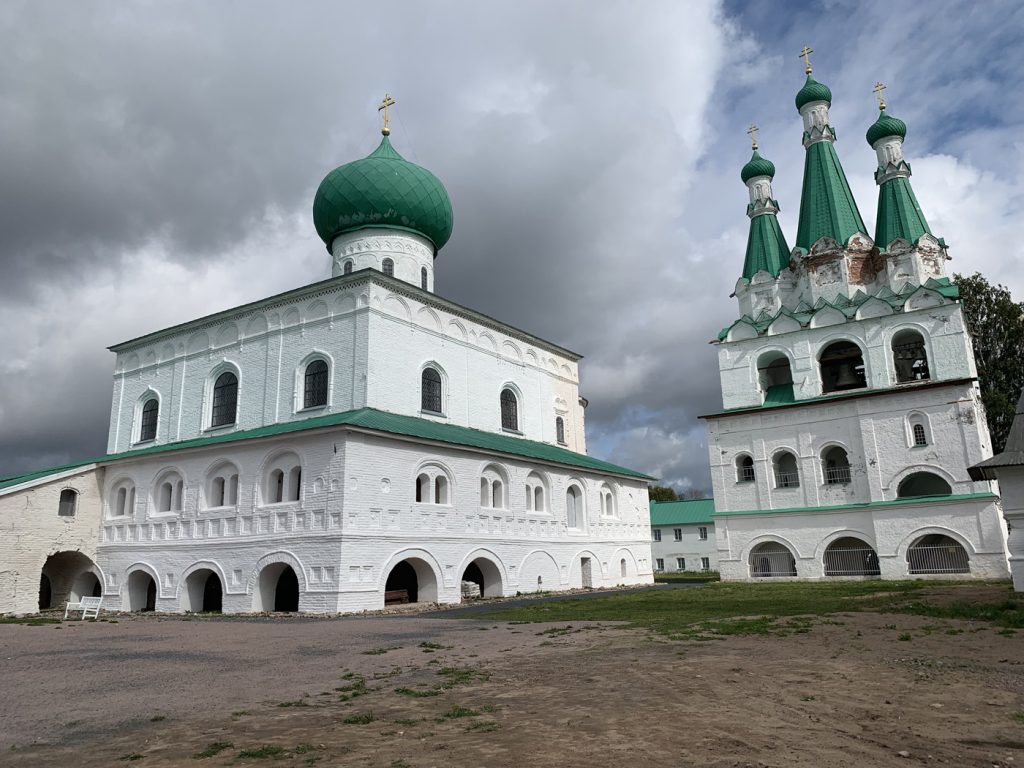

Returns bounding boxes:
[478,580,1015,637]
[418,641,453,651]
[394,686,441,698]
[1012,712,1024,726]
[120,754,144,762]
[335,676,373,701]
[654,571,721,583]
[342,712,376,725]
[362,646,400,655]
[237,745,287,759]
[437,666,491,686]
[277,699,310,708]
[464,721,500,733]
[0,617,62,626]
[149,715,166,722]
[192,741,233,759]
[439,705,479,719]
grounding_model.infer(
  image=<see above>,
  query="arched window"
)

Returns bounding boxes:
[58,489,78,517]
[897,472,952,499]
[892,329,930,383]
[434,475,449,505]
[757,351,794,403]
[420,267,428,290]
[303,359,329,409]
[112,481,136,517]
[492,480,503,508]
[773,451,800,488]
[913,423,928,446]
[555,416,566,445]
[479,465,506,509]
[382,258,395,277]
[415,465,452,505]
[206,463,239,508]
[343,260,353,275]
[909,414,930,447]
[907,534,969,574]
[211,371,238,427]
[822,446,851,485]
[749,541,797,578]
[525,471,546,511]
[154,472,184,513]
[566,485,582,528]
[416,473,430,503]
[263,453,301,505]
[819,341,866,393]
[500,388,519,431]
[269,469,284,504]
[600,485,616,517]
[289,466,302,502]
[736,454,755,483]
[421,367,443,414]
[480,477,490,507]
[139,398,159,442]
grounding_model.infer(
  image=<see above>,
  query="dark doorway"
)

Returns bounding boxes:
[203,573,223,613]
[461,562,484,599]
[146,579,157,612]
[385,561,418,604]
[274,566,299,612]
[38,574,52,611]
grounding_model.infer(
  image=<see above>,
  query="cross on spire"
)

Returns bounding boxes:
[378,93,396,136]
[873,81,887,110]
[799,46,814,75]
[747,123,759,151]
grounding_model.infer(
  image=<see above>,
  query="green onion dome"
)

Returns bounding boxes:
[795,75,833,111]
[865,109,907,146]
[741,150,776,183]
[313,136,454,251]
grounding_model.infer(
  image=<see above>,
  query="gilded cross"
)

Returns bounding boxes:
[747,123,759,151]
[378,93,396,136]
[799,46,814,75]
[873,81,887,110]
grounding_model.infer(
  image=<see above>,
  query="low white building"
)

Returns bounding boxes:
[0,111,654,615]
[703,63,1009,581]
[648,499,717,573]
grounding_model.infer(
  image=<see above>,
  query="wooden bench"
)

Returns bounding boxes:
[64,595,103,620]
[384,589,409,606]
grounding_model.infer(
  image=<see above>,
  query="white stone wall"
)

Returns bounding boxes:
[714,496,1008,582]
[709,380,994,513]
[0,466,104,614]
[994,467,1024,591]
[650,524,717,572]
[96,428,653,614]
[330,230,435,292]
[107,272,585,455]
[718,301,977,410]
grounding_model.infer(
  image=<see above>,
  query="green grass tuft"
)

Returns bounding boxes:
[237,745,287,759]
[342,711,376,725]
[192,741,233,759]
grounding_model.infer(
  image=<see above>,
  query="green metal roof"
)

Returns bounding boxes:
[874,175,932,249]
[742,209,790,279]
[795,75,832,111]
[866,109,907,146]
[313,136,454,251]
[763,383,795,407]
[649,498,715,525]
[713,492,997,517]
[795,139,867,250]
[719,277,959,341]
[740,150,776,183]
[0,460,97,491]
[1,408,652,491]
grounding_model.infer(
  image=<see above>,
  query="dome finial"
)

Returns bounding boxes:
[799,45,814,75]
[747,123,759,151]
[378,93,396,136]
[873,81,887,111]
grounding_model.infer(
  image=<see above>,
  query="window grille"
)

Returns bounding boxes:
[500,388,518,431]
[421,267,428,290]
[343,260,353,275]
[737,456,755,482]
[58,489,77,517]
[304,360,329,408]
[825,465,852,484]
[912,422,927,446]
[211,372,238,427]
[698,526,708,540]
[673,528,682,541]
[140,399,159,442]
[421,368,443,413]
[652,529,661,542]
[382,258,394,277]
[556,416,566,444]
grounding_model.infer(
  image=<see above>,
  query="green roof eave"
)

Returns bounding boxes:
[96,407,653,481]
[795,140,868,250]
[0,460,98,492]
[649,498,716,525]
[713,492,997,518]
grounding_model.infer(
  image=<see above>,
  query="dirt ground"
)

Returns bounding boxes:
[1,587,1023,767]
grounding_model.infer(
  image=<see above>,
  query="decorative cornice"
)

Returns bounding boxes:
[875,160,913,185]
[802,124,836,148]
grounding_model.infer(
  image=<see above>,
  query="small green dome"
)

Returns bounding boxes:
[741,150,776,183]
[865,109,907,146]
[795,75,832,111]
[313,136,453,251]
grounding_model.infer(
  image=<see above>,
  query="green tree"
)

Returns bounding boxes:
[647,485,678,502]
[955,272,1024,453]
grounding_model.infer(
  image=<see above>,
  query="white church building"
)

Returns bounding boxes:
[0,104,654,615]
[703,62,1009,581]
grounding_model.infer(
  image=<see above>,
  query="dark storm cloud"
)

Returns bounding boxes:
[1,0,1022,491]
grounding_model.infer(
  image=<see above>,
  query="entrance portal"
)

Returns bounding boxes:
[127,571,158,611]
[182,569,223,612]
[581,557,593,588]
[458,557,503,601]
[383,558,439,605]
[39,551,101,610]
[254,563,300,612]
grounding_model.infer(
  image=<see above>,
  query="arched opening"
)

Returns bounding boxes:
[459,558,503,601]
[736,454,755,483]
[384,558,438,605]
[211,371,238,427]
[822,446,851,485]
[892,329,930,383]
[434,475,449,505]
[127,570,158,611]
[748,542,797,578]
[757,351,794,403]
[343,260,353,275]
[255,563,300,612]
[819,341,866,393]
[382,258,395,277]
[182,569,223,613]
[500,388,519,431]
[140,397,159,442]
[823,537,880,577]
[39,551,100,610]
[421,266,428,290]
[58,489,78,517]
[773,451,800,488]
[421,367,443,414]
[303,359,329,408]
[620,558,627,578]
[566,485,582,528]
[416,473,430,503]
[907,534,970,574]
[897,472,952,499]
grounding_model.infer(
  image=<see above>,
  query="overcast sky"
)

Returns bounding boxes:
[1,0,1022,491]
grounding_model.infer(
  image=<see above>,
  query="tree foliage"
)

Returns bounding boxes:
[647,485,678,502]
[955,272,1024,453]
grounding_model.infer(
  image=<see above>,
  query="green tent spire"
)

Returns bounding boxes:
[793,72,867,250]
[739,142,790,279]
